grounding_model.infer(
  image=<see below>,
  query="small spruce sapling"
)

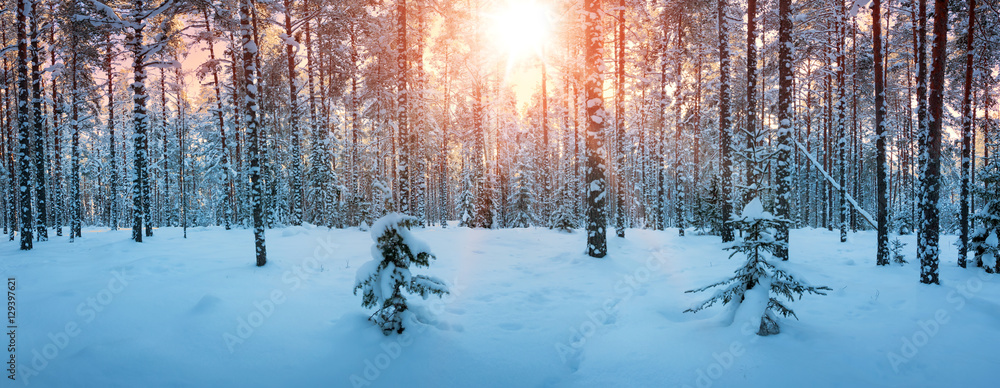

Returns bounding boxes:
[891,238,908,265]
[684,198,831,335]
[354,214,449,334]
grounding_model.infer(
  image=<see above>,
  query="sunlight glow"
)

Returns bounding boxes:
[489,0,553,64]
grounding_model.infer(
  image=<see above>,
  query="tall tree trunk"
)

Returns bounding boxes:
[49,16,62,236]
[775,0,792,261]
[241,0,266,266]
[131,0,149,242]
[615,0,626,238]
[919,0,948,284]
[203,10,230,230]
[718,0,734,242]
[16,0,33,249]
[836,1,848,243]
[744,0,758,205]
[875,0,889,265]
[397,0,410,214]
[584,0,607,258]
[284,0,303,225]
[70,49,81,240]
[106,42,118,230]
[30,0,46,241]
[914,0,928,251]
[958,0,976,268]
[673,13,685,237]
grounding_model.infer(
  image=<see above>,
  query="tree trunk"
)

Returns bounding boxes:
[615,0,626,237]
[875,0,889,265]
[397,0,409,215]
[958,0,976,268]
[775,0,792,261]
[30,0,46,241]
[16,0,33,249]
[284,0,303,225]
[584,0,607,258]
[241,0,266,266]
[919,0,947,284]
[718,0,734,242]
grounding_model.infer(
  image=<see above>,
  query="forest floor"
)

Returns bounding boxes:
[1,224,997,387]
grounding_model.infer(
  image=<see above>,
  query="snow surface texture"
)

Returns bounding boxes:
[1,226,997,387]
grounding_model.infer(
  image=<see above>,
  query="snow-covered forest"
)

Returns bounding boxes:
[1,0,999,386]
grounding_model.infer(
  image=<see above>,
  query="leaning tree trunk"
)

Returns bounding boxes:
[584,0,607,258]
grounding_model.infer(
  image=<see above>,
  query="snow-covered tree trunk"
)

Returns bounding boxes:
[130,0,148,242]
[17,0,33,250]
[397,0,410,215]
[105,40,118,231]
[242,0,266,267]
[284,0,303,226]
[70,48,81,240]
[919,0,948,285]
[774,0,792,261]
[836,1,848,243]
[743,0,758,206]
[718,0,734,242]
[30,0,46,242]
[614,0,626,238]
[584,0,607,258]
[874,0,889,265]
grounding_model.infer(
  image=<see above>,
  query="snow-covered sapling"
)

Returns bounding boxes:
[354,214,449,335]
[891,238,908,265]
[684,198,831,335]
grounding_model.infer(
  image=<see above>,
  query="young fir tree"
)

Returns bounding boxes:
[354,214,449,335]
[970,155,1000,274]
[685,198,831,335]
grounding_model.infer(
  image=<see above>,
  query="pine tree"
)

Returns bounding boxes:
[354,213,448,335]
[685,198,830,336]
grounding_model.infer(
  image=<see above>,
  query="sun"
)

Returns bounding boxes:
[489,0,553,64]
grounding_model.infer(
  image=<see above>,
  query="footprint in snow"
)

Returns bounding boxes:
[190,294,222,315]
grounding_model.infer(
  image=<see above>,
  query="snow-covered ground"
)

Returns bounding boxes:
[2,225,997,387]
